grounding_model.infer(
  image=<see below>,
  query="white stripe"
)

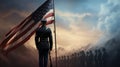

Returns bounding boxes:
[4,22,41,50]
[46,16,54,21]
[43,9,53,19]
[5,20,34,45]
[4,10,54,50]
[6,17,31,38]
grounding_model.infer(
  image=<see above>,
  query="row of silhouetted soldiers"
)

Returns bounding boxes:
[52,48,108,67]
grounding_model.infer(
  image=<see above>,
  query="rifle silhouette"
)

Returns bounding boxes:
[49,52,53,67]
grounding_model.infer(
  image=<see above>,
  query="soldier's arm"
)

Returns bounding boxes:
[49,28,53,51]
[35,31,39,49]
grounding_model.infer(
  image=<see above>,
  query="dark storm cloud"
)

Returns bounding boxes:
[95,0,120,66]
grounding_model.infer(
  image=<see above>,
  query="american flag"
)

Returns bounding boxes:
[0,0,54,53]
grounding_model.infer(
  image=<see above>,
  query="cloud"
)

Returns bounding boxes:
[55,0,107,15]
[56,26,102,49]
[0,0,43,13]
[94,1,120,66]
[98,0,120,37]
[56,9,93,30]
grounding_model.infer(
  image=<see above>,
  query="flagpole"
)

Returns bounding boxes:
[52,0,58,67]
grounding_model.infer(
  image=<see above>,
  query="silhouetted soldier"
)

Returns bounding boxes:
[101,48,108,67]
[89,50,94,67]
[76,52,80,67]
[66,55,70,67]
[59,56,63,67]
[80,50,86,67]
[63,56,67,67]
[66,55,69,67]
[94,50,98,67]
[71,54,75,67]
[86,51,90,67]
[116,49,120,67]
[92,50,96,67]
[74,52,77,67]
[69,54,73,67]
[61,56,64,67]
[63,56,66,67]
[59,57,63,67]
[57,57,59,67]
[35,19,53,67]
[97,49,102,67]
[79,51,83,67]
[52,58,55,67]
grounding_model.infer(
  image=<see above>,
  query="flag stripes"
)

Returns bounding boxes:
[0,0,54,53]
[5,15,31,37]
[5,22,42,52]
[2,20,36,49]
[4,10,54,50]
[0,16,32,48]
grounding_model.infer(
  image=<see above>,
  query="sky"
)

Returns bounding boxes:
[0,0,120,67]
[0,0,120,55]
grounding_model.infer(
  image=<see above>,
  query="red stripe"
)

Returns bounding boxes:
[1,13,54,52]
[19,17,32,30]
[5,27,16,37]
[2,22,36,49]
[46,20,54,25]
[5,15,31,37]
[6,23,42,53]
[43,12,54,19]
[1,12,53,47]
[0,17,32,47]
[4,19,53,53]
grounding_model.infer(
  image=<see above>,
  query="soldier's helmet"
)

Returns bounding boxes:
[41,19,47,24]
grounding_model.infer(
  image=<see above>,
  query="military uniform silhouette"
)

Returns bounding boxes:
[35,20,53,67]
[94,50,98,67]
[58,57,61,67]
[61,56,65,67]
[89,51,94,67]
[101,48,108,67]
[86,51,90,67]
[80,51,85,67]
[97,49,102,67]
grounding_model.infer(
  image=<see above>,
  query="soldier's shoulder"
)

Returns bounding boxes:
[36,27,42,33]
[46,27,52,33]
[46,27,51,30]
[36,28,39,32]
[36,28,40,31]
